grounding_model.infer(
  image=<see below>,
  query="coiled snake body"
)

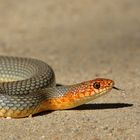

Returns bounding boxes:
[0,56,115,118]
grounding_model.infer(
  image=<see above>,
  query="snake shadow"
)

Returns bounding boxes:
[72,103,133,110]
[35,103,133,117]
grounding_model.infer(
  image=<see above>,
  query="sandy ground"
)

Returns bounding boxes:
[0,0,140,140]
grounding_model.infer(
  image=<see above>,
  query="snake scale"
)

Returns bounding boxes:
[0,56,115,118]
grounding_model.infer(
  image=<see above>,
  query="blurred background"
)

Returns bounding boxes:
[0,1,139,55]
[0,0,139,82]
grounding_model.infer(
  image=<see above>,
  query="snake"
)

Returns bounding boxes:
[0,56,116,118]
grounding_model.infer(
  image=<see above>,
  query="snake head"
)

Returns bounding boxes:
[71,78,115,99]
[62,78,114,108]
[56,78,114,109]
[89,78,114,96]
[41,78,115,110]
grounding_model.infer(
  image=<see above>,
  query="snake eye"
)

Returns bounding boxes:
[93,82,100,89]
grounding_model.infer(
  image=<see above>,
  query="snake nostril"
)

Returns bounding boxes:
[93,82,100,89]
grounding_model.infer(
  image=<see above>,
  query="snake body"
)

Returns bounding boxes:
[0,56,114,118]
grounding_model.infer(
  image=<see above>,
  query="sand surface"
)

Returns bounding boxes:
[0,0,140,140]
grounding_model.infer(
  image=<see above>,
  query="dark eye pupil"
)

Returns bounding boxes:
[93,82,100,89]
